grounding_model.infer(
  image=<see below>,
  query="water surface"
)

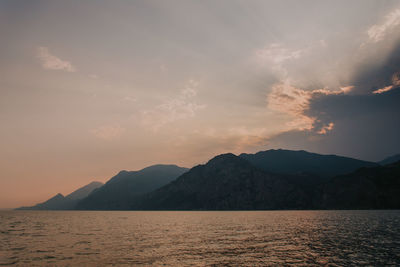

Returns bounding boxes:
[1,210,399,266]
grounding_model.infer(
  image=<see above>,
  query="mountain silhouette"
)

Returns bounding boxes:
[319,160,400,209]
[132,153,399,210]
[17,181,103,210]
[239,149,377,177]
[132,153,316,210]
[379,154,400,165]
[16,149,400,210]
[76,164,188,210]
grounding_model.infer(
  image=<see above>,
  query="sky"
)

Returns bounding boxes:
[1,0,400,208]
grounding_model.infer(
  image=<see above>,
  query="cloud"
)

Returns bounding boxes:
[268,88,400,161]
[141,80,206,131]
[267,81,350,133]
[267,82,315,130]
[351,39,400,95]
[256,43,303,65]
[393,72,400,86]
[91,124,125,140]
[367,9,400,43]
[254,9,400,160]
[253,40,339,90]
[255,43,305,78]
[340,86,355,94]
[317,122,334,135]
[265,58,399,146]
[373,85,394,94]
[37,46,76,72]
[265,72,400,161]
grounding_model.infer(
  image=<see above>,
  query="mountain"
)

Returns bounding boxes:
[132,154,316,210]
[319,161,400,209]
[132,152,400,210]
[16,181,103,210]
[17,193,69,210]
[76,164,188,210]
[379,154,400,165]
[239,149,377,177]
[65,181,103,200]
[16,149,400,211]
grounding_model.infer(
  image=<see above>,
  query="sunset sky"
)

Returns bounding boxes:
[1,0,400,208]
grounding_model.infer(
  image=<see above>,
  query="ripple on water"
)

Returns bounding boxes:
[0,210,399,266]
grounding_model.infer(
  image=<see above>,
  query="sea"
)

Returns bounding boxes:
[1,210,399,266]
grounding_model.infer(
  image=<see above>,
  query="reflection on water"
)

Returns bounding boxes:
[1,210,399,266]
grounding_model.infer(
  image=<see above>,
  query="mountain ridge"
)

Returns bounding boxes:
[16,181,103,210]
[379,154,400,165]
[131,154,400,210]
[16,149,399,210]
[75,164,188,210]
[239,149,377,177]
[132,153,317,210]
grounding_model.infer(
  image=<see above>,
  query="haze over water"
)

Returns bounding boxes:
[1,210,399,266]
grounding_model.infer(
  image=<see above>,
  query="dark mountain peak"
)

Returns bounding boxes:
[107,165,188,186]
[16,193,66,210]
[76,164,188,210]
[135,152,316,210]
[53,193,65,199]
[107,170,136,185]
[242,149,317,157]
[320,159,400,209]
[140,164,189,173]
[16,182,102,210]
[134,149,400,211]
[87,181,103,186]
[208,153,238,163]
[386,160,400,168]
[65,181,104,200]
[379,154,400,165]
[240,148,377,177]
[205,153,252,171]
